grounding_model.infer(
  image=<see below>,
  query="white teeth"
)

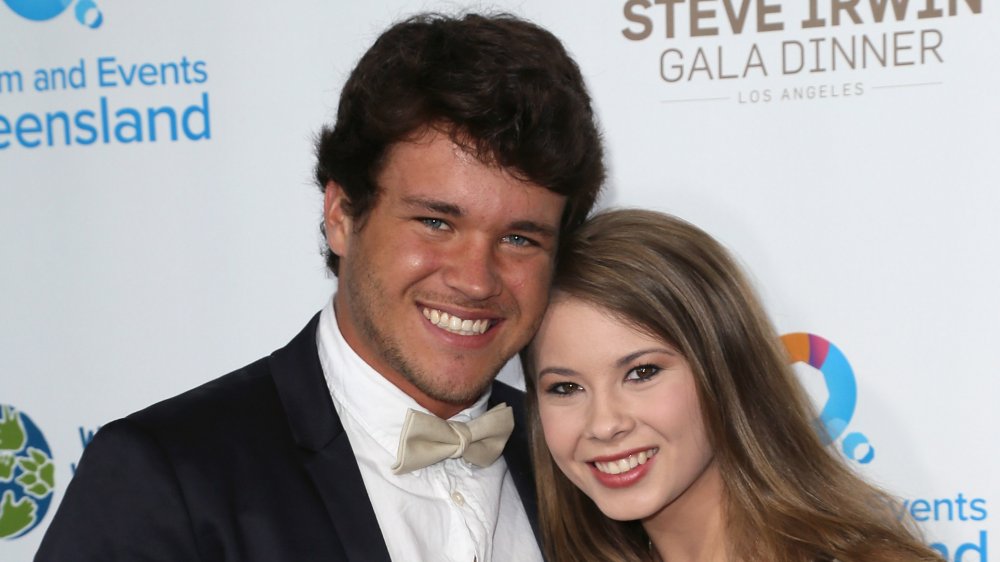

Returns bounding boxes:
[593,448,658,475]
[422,308,490,336]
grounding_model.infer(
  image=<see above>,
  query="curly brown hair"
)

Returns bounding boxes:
[315,12,605,275]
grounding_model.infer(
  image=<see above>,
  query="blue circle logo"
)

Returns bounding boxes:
[3,0,102,28]
[0,405,55,540]
[2,0,72,21]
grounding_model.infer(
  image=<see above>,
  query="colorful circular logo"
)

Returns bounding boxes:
[0,405,55,540]
[781,333,874,464]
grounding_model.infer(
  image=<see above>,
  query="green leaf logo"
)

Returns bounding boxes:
[0,405,54,540]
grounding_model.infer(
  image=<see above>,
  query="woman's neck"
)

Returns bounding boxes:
[644,461,729,562]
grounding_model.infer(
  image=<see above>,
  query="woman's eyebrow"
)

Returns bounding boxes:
[537,366,579,379]
[615,347,677,368]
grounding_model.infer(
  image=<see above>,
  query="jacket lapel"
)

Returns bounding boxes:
[490,380,542,547]
[268,315,541,560]
[268,314,391,562]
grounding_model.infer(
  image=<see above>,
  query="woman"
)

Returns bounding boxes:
[522,209,941,562]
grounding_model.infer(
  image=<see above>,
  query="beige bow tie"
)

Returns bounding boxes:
[391,403,514,475]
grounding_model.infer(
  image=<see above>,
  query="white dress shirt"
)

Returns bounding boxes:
[315,298,543,562]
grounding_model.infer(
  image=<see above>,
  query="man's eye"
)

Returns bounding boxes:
[625,365,660,382]
[545,382,582,396]
[419,218,450,231]
[502,234,537,247]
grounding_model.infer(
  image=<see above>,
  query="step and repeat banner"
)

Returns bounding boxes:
[2,1,997,559]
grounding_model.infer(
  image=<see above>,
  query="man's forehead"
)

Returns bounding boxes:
[392,124,499,167]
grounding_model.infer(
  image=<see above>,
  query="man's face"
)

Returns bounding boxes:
[325,129,566,418]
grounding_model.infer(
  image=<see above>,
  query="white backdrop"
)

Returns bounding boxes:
[2,1,997,559]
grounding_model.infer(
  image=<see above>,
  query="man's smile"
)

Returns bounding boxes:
[422,307,494,335]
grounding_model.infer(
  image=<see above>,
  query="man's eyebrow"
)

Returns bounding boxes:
[401,196,463,217]
[508,221,557,238]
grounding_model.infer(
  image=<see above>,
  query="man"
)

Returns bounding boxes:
[35,12,604,562]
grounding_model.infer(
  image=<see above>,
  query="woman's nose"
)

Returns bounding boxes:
[585,390,635,442]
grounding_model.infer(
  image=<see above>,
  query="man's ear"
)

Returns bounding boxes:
[324,181,353,258]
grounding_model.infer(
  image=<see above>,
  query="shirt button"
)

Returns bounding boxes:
[451,491,465,506]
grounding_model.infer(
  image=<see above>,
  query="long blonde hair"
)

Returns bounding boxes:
[523,209,942,562]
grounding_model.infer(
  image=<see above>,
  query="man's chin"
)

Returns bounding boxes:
[425,382,493,407]
[392,354,507,409]
[413,375,497,408]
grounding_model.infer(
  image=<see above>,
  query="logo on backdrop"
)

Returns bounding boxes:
[781,332,873,464]
[781,334,989,560]
[0,54,210,151]
[2,0,102,28]
[0,405,54,540]
[621,0,985,105]
[2,0,211,151]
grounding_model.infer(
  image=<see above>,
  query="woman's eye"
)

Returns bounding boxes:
[625,365,660,382]
[545,382,582,396]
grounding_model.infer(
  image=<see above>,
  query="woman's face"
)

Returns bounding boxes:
[533,296,720,522]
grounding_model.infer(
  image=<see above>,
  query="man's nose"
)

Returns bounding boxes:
[442,237,502,300]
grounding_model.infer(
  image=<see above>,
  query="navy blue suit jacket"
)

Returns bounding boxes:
[35,315,540,561]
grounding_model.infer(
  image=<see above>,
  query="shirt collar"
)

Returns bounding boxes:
[316,296,491,456]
